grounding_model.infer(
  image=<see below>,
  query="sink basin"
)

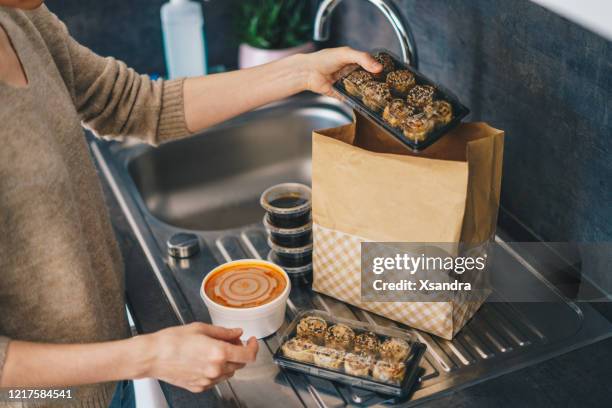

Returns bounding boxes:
[128,98,351,231]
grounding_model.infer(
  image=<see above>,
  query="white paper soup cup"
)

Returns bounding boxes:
[200,259,291,339]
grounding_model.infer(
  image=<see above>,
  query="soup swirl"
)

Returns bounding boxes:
[204,265,286,308]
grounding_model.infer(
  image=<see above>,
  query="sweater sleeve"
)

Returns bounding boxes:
[0,336,9,381]
[27,6,191,145]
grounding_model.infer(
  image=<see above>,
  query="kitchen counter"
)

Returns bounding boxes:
[88,93,612,407]
[99,167,612,408]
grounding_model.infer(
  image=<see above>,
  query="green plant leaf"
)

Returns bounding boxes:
[269,3,282,24]
[236,0,313,50]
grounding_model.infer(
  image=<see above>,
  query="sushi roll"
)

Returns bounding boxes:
[372,52,395,80]
[400,115,434,142]
[296,316,327,344]
[380,337,411,363]
[362,82,392,112]
[281,338,317,363]
[344,353,373,377]
[372,360,406,384]
[313,346,345,369]
[343,70,374,97]
[383,99,417,127]
[406,85,436,108]
[386,70,416,95]
[424,100,453,126]
[325,323,355,351]
[353,331,380,357]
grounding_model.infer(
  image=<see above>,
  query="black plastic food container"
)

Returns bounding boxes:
[260,183,311,229]
[267,251,312,282]
[267,237,312,267]
[273,309,427,398]
[333,49,470,152]
[263,214,312,248]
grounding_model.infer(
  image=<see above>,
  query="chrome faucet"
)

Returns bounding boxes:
[313,0,418,68]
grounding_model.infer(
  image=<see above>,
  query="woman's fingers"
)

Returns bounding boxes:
[196,323,243,342]
[340,47,382,73]
[197,362,242,389]
[223,362,245,373]
[328,89,346,102]
[223,336,259,364]
[210,362,244,379]
[301,47,382,95]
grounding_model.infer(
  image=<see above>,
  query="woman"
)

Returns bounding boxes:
[0,0,382,407]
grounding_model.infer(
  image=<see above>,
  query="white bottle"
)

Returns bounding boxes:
[161,0,207,78]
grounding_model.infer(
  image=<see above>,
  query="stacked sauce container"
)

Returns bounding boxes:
[260,183,313,281]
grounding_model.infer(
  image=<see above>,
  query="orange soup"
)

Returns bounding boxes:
[204,264,287,308]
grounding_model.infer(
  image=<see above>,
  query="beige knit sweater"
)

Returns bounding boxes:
[0,5,190,407]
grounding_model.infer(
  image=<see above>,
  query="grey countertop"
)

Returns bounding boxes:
[100,168,612,408]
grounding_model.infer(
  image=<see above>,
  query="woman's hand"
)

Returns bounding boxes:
[142,322,258,393]
[297,47,382,97]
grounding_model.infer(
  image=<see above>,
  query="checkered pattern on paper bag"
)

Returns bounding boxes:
[313,223,482,340]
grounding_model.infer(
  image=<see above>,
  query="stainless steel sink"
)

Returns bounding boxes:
[91,94,612,407]
[128,99,347,231]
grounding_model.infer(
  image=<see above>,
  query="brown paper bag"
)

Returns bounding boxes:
[312,112,504,339]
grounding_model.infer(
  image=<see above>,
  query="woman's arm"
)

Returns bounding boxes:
[27,6,380,144]
[27,5,189,144]
[0,323,258,394]
[183,47,381,133]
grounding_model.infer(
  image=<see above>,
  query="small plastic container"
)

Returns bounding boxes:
[263,214,312,248]
[267,251,312,281]
[273,309,426,398]
[333,49,469,152]
[267,237,312,267]
[260,183,311,229]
